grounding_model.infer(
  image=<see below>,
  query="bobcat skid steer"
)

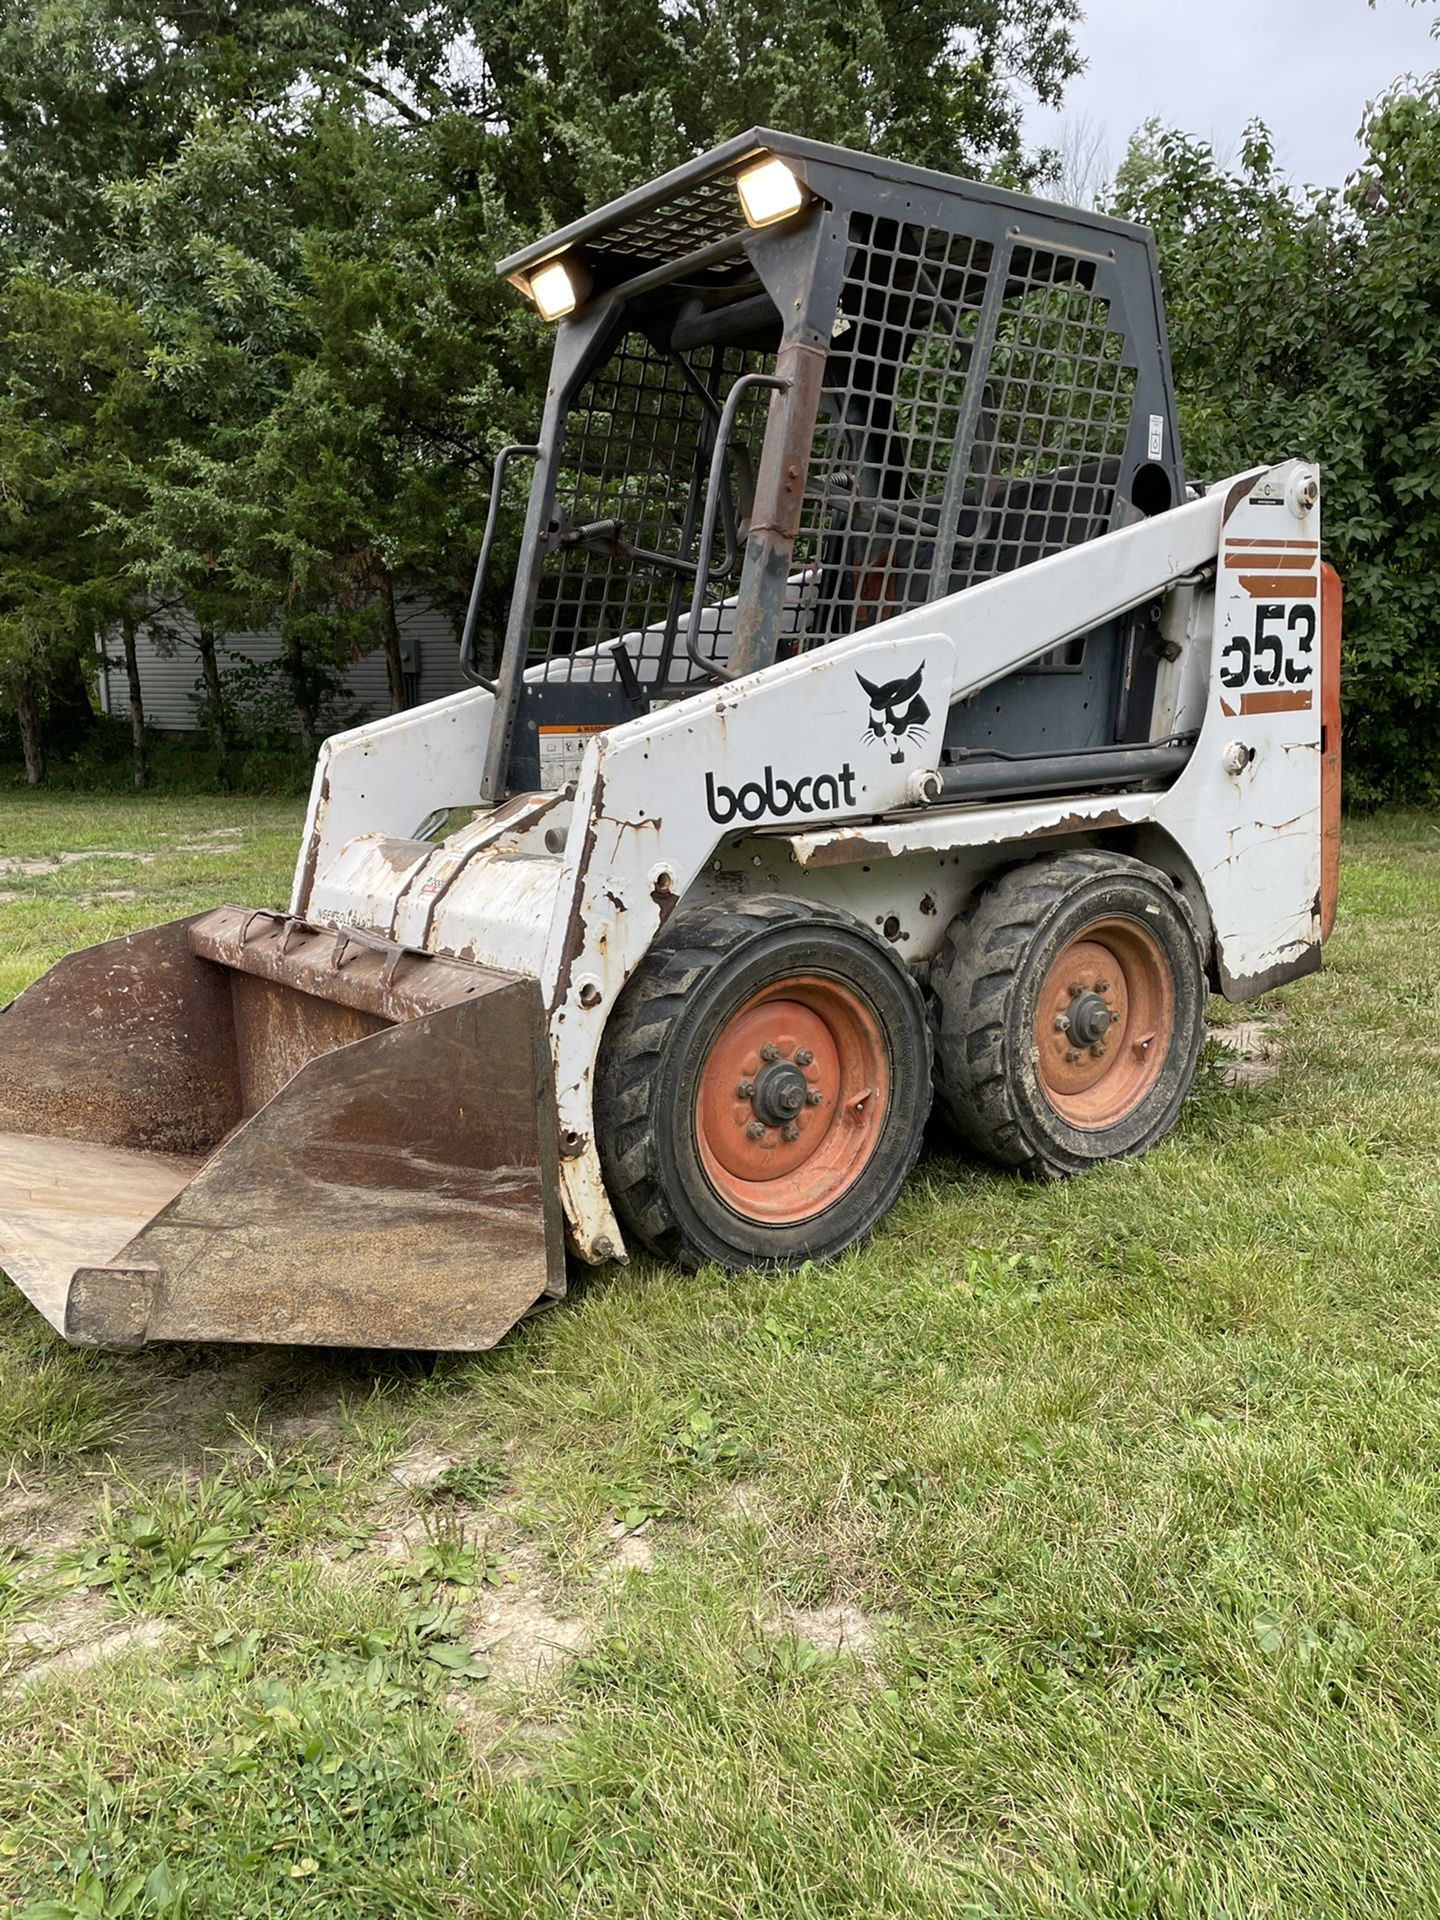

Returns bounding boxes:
[0,132,1341,1351]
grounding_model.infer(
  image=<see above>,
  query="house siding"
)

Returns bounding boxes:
[99,599,469,732]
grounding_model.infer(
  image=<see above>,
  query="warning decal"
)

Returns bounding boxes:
[537,723,608,790]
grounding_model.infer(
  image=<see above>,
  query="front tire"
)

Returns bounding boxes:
[931,851,1206,1177]
[596,896,933,1270]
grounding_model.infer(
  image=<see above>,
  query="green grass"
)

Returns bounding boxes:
[1,797,1439,1917]
[0,791,305,1005]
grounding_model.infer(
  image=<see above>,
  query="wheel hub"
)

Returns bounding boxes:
[1065,990,1112,1047]
[694,978,891,1225]
[1034,921,1175,1130]
[750,1058,810,1127]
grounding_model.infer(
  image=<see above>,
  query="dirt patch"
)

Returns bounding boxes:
[781,1601,877,1656]
[469,1545,590,1686]
[364,1512,434,1561]
[448,1699,570,1772]
[601,1517,655,1573]
[608,1529,655,1573]
[388,1446,464,1489]
[764,1601,885,1681]
[1208,1010,1285,1087]
[124,1348,364,1467]
[173,829,246,853]
[0,1485,90,1558]
[717,1481,769,1524]
[5,1593,168,1690]
[0,851,156,878]
[265,1409,347,1451]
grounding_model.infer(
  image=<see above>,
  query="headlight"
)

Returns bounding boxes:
[736,156,806,229]
[529,257,588,322]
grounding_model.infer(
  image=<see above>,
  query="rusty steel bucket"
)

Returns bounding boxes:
[0,909,565,1350]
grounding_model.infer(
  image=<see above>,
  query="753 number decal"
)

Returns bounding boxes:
[1220,601,1316,690]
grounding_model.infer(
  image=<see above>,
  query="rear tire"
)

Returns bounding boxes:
[596,896,932,1270]
[930,851,1205,1177]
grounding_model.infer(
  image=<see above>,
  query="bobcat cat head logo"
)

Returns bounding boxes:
[857,667,930,764]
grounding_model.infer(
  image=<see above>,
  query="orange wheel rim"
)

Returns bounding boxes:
[695,976,890,1225]
[1033,917,1175,1130]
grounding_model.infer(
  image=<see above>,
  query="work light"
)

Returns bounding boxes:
[529,257,588,322]
[735,156,805,228]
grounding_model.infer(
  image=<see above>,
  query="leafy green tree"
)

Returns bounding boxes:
[0,275,152,782]
[0,0,1084,779]
[1113,86,1440,802]
[466,0,1082,215]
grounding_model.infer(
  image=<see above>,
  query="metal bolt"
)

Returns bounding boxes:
[1095,978,1111,993]
[794,1048,814,1066]
[805,1089,823,1106]
[1054,1014,1070,1032]
[1065,1049,1081,1064]
[736,1081,755,1100]
[760,1043,780,1063]
[781,1122,800,1142]
[1068,982,1083,998]
[1090,1042,1106,1059]
[745,1121,767,1141]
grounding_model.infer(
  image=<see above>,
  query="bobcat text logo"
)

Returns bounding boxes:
[705,764,858,825]
[858,666,930,764]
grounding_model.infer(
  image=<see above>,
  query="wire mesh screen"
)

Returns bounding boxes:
[589,172,747,279]
[529,221,1141,686]
[793,217,994,640]
[950,246,1137,593]
[790,218,1138,648]
[530,334,775,684]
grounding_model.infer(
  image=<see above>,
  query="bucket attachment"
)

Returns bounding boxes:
[0,910,565,1350]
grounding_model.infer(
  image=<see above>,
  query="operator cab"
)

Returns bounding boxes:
[470,130,1185,804]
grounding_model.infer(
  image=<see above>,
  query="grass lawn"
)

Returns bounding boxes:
[1,792,1439,1918]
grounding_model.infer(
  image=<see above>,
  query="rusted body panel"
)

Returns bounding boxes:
[0,918,240,1154]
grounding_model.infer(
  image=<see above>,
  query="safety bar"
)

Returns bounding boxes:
[683,372,790,682]
[459,444,543,687]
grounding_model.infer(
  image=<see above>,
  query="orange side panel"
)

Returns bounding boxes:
[1320,562,1343,941]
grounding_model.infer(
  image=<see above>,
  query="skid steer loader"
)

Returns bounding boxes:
[0,131,1341,1351]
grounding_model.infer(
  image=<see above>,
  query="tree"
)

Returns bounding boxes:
[0,275,152,782]
[0,0,1085,778]
[1113,88,1440,803]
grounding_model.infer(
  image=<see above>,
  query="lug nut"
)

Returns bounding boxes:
[1054,1014,1070,1032]
[760,1043,780,1063]
[794,1048,814,1066]
[1068,982,1083,998]
[1065,1048,1081,1064]
[1090,1042,1106,1058]
[736,1080,755,1100]
[745,1121,766,1140]
[781,1122,800,1142]
[1095,978,1111,993]
[806,1089,823,1106]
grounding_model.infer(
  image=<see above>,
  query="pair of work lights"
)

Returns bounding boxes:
[525,154,805,323]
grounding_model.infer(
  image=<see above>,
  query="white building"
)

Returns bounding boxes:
[96,599,472,731]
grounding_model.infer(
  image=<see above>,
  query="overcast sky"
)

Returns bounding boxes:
[1025,0,1439,190]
